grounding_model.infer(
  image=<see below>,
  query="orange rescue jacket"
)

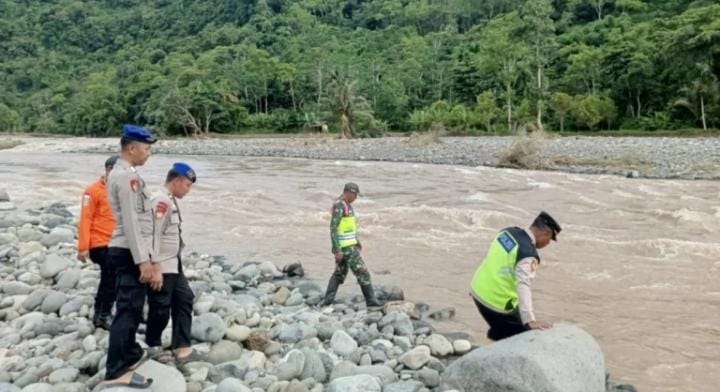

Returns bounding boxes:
[77,177,116,251]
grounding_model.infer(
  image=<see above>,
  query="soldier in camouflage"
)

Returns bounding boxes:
[321,182,382,308]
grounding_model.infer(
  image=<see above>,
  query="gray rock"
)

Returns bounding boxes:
[55,269,81,291]
[379,312,413,337]
[100,359,186,392]
[3,281,33,295]
[59,297,88,316]
[17,272,42,286]
[18,383,51,392]
[0,190,9,202]
[295,281,323,296]
[285,293,305,307]
[327,374,381,392]
[0,382,21,392]
[355,365,397,384]
[40,227,74,247]
[300,348,327,383]
[191,313,226,343]
[316,320,343,341]
[235,264,260,282]
[225,324,252,342]
[207,340,243,364]
[278,323,316,344]
[399,346,431,370]
[208,360,248,383]
[0,202,15,211]
[331,330,358,357]
[40,254,72,279]
[422,334,453,357]
[17,227,43,242]
[216,378,252,392]
[382,380,424,392]
[39,214,66,229]
[0,233,17,246]
[416,367,440,388]
[47,367,79,383]
[441,324,606,392]
[452,339,471,355]
[40,291,67,314]
[276,349,305,381]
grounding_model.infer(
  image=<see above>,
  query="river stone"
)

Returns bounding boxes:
[207,340,243,364]
[331,330,358,357]
[0,232,17,246]
[100,360,186,391]
[417,367,440,387]
[216,378,252,392]
[382,302,420,319]
[299,348,327,383]
[47,368,79,383]
[441,324,606,392]
[355,365,397,384]
[55,269,81,290]
[18,272,42,286]
[18,384,51,392]
[399,346,431,370]
[0,382,21,392]
[423,334,453,357]
[3,282,33,295]
[452,339,472,355]
[326,374,381,392]
[17,227,43,242]
[225,324,252,342]
[40,227,74,247]
[191,313,226,343]
[40,291,67,314]
[40,254,72,279]
[273,287,291,305]
[383,380,424,392]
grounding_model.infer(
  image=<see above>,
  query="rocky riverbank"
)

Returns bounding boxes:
[0,196,636,392]
[52,134,720,180]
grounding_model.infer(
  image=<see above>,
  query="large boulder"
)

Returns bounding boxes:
[441,324,605,392]
[191,313,226,343]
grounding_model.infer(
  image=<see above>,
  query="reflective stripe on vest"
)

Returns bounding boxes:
[336,200,358,248]
[470,230,520,312]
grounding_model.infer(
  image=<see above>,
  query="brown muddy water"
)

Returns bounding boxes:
[1,149,719,391]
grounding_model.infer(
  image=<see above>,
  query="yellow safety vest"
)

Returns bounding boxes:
[336,201,358,248]
[471,228,538,312]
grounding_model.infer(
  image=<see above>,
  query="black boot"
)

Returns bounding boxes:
[361,284,383,308]
[322,275,341,306]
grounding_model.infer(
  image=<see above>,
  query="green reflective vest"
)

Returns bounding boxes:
[336,201,358,248]
[471,227,539,313]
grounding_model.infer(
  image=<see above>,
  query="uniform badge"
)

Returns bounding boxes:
[531,260,538,272]
[82,194,91,207]
[130,179,139,192]
[155,201,169,219]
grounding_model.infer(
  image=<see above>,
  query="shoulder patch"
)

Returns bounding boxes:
[82,194,91,207]
[155,201,169,219]
[497,232,518,253]
[130,178,139,192]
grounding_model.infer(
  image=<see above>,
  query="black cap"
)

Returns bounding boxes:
[534,211,562,241]
[343,182,360,194]
[105,155,119,169]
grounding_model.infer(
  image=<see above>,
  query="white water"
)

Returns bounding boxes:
[1,146,719,391]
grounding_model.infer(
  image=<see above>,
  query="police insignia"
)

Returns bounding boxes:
[155,201,169,219]
[82,194,91,207]
[130,179,139,192]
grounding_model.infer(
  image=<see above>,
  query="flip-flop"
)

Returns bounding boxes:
[151,349,174,364]
[103,372,153,389]
[128,349,149,370]
[175,349,205,365]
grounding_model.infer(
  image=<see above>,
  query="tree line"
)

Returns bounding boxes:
[1,0,719,137]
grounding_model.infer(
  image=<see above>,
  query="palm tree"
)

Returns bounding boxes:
[325,70,375,138]
[674,63,719,131]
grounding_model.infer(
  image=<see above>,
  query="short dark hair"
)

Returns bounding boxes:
[120,136,133,151]
[165,169,183,184]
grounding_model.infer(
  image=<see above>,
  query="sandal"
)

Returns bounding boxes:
[148,347,174,363]
[175,349,205,365]
[103,372,153,389]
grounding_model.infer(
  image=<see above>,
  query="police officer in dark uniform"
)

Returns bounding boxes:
[145,163,202,364]
[103,125,159,389]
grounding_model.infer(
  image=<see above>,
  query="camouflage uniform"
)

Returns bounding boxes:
[329,199,371,286]
[322,192,381,307]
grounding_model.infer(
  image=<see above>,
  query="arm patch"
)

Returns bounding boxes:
[155,201,169,219]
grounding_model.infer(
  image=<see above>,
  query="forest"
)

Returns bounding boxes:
[0,0,719,137]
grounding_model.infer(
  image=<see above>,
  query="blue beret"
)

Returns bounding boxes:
[122,124,157,144]
[172,162,196,183]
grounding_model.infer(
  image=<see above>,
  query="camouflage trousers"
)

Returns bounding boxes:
[332,246,372,286]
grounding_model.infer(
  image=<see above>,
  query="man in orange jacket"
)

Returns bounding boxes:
[77,155,119,330]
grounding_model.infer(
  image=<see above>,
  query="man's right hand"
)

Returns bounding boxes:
[138,261,154,283]
[76,250,89,262]
[148,265,163,292]
[334,251,344,264]
[526,320,553,330]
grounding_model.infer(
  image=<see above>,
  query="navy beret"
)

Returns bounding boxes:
[172,162,196,183]
[122,124,156,144]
